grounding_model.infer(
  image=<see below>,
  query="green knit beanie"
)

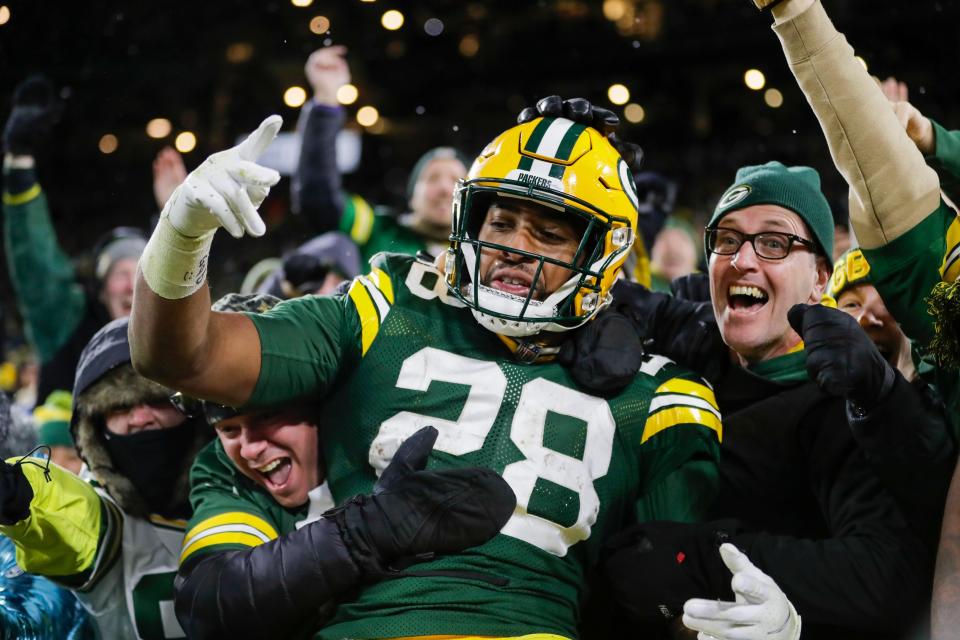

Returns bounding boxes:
[709,161,834,259]
[34,390,75,448]
[406,147,471,202]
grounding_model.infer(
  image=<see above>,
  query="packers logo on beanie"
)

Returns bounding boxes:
[709,161,834,260]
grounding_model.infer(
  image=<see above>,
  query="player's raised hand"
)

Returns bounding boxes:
[683,544,801,640]
[164,115,282,239]
[305,45,350,106]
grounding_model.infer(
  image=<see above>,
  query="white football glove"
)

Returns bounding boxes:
[140,115,282,299]
[682,543,801,640]
[165,115,282,238]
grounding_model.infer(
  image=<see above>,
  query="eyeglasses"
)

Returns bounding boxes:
[169,392,238,425]
[705,227,816,260]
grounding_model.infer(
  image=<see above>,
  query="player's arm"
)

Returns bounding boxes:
[130,117,283,407]
[633,368,723,523]
[0,458,123,590]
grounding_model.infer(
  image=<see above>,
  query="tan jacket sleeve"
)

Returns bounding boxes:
[771,0,941,249]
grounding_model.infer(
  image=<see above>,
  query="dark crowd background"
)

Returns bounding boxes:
[0,0,958,337]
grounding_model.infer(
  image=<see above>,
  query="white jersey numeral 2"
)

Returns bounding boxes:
[369,347,615,557]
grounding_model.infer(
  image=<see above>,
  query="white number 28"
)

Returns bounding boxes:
[369,347,616,557]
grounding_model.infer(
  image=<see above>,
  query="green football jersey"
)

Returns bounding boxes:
[246,253,722,639]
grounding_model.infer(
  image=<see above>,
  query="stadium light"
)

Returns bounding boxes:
[98,134,118,154]
[624,103,645,123]
[337,84,359,105]
[764,88,784,108]
[175,132,197,153]
[744,69,766,91]
[146,118,172,139]
[381,10,404,30]
[357,106,380,127]
[607,84,630,105]
[284,86,308,108]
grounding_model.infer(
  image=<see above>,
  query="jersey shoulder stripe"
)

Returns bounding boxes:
[347,253,419,355]
[640,362,722,444]
[181,511,280,564]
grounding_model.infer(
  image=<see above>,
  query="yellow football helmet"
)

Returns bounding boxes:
[445,116,639,337]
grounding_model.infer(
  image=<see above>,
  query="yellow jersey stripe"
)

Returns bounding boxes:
[183,511,278,544]
[180,531,270,564]
[642,406,723,444]
[350,195,375,244]
[649,393,721,420]
[654,378,719,411]
[371,267,395,304]
[941,216,960,282]
[3,183,41,206]
[359,275,391,320]
[349,279,380,356]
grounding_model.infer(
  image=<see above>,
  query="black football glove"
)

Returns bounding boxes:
[602,519,740,622]
[0,458,34,525]
[517,95,643,171]
[788,303,896,410]
[3,75,63,156]
[324,426,516,576]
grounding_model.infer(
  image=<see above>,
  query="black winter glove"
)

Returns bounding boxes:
[560,280,728,394]
[0,459,34,525]
[788,303,896,410]
[602,519,740,622]
[517,95,643,171]
[3,75,62,156]
[325,426,516,575]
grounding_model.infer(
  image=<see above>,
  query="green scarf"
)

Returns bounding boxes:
[746,350,809,384]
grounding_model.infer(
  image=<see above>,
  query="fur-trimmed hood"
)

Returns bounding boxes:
[71,318,210,518]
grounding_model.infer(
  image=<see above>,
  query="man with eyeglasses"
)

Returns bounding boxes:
[567,161,929,639]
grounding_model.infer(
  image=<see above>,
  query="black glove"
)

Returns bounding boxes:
[281,253,330,296]
[0,459,34,525]
[788,303,896,410]
[324,426,516,575]
[517,95,643,171]
[602,519,740,622]
[560,280,728,394]
[559,309,646,394]
[3,75,62,156]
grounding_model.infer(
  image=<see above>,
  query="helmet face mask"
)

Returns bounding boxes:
[445,116,639,337]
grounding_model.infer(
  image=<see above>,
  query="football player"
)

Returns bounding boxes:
[130,113,722,639]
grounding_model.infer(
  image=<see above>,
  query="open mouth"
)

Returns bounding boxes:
[254,457,293,490]
[727,284,769,314]
[489,268,537,299]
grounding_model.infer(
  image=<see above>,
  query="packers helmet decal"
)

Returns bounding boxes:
[445,116,640,337]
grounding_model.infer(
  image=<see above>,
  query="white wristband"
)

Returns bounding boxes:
[139,215,215,299]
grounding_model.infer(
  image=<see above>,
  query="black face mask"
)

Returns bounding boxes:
[102,419,198,517]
